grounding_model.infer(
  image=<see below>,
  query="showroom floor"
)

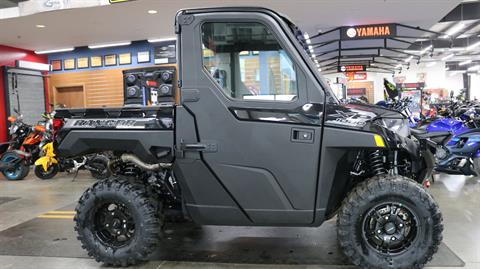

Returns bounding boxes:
[0,172,478,269]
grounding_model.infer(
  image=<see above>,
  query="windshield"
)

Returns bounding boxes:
[279,16,339,104]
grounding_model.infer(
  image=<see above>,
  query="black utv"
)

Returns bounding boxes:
[54,7,443,269]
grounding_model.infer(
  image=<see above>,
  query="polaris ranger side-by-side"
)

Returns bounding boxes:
[54,7,443,269]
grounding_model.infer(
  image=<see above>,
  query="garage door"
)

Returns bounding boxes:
[6,68,46,125]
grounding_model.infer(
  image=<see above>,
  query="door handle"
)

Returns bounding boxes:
[291,128,314,143]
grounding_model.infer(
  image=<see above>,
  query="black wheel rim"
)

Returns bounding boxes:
[93,202,135,248]
[362,202,419,255]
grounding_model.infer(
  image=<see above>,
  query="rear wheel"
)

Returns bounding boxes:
[337,175,443,269]
[34,164,59,180]
[75,177,163,266]
[1,152,29,181]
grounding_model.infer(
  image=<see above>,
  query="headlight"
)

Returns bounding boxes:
[376,118,410,137]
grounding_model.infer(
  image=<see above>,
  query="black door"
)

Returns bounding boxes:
[176,11,325,225]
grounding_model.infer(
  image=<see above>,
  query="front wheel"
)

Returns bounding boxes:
[34,164,59,180]
[337,175,443,269]
[1,152,29,181]
[75,177,163,266]
[472,157,480,176]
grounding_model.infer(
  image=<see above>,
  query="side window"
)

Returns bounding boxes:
[202,22,298,102]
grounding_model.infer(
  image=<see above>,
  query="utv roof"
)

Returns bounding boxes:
[177,6,295,25]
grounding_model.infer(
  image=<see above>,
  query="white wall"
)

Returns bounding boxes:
[471,74,480,100]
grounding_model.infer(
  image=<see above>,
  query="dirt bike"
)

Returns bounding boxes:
[0,110,47,180]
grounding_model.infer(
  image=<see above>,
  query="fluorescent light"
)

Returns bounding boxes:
[395,64,402,68]
[443,22,466,38]
[420,45,433,54]
[449,70,466,76]
[308,45,314,53]
[441,54,454,61]
[445,67,450,71]
[147,10,158,14]
[34,47,74,54]
[426,62,437,67]
[459,59,472,66]
[371,63,376,66]
[147,37,176,43]
[450,47,465,51]
[405,56,413,62]
[314,59,318,64]
[316,63,320,67]
[318,68,322,72]
[467,65,480,71]
[16,60,50,71]
[36,24,46,28]
[311,53,316,58]
[466,41,480,50]
[88,41,131,49]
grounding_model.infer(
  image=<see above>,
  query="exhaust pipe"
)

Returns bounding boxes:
[120,154,172,171]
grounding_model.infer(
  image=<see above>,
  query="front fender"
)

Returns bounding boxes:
[34,156,58,172]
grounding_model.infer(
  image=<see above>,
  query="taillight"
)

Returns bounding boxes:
[8,116,15,123]
[34,125,46,133]
[52,118,64,131]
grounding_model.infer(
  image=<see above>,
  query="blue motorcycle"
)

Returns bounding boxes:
[384,99,480,176]
[417,104,480,176]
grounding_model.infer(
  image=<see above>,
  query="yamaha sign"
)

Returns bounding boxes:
[341,23,396,40]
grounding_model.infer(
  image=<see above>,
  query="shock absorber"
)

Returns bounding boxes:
[369,150,387,176]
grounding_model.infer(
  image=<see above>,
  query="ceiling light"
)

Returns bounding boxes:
[404,56,413,62]
[467,65,480,71]
[318,68,322,72]
[441,54,454,61]
[371,63,376,66]
[36,24,46,28]
[303,33,311,44]
[459,59,472,65]
[426,62,437,67]
[445,67,450,71]
[147,10,158,14]
[443,22,466,38]
[147,37,176,43]
[449,47,465,51]
[466,41,480,50]
[308,45,314,53]
[316,63,320,68]
[420,45,433,54]
[88,41,131,49]
[395,64,402,68]
[311,53,316,58]
[34,47,74,54]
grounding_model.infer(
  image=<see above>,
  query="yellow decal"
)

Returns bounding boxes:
[374,134,386,147]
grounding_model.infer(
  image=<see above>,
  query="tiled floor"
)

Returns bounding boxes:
[0,172,478,269]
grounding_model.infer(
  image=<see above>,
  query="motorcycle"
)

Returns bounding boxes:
[34,114,111,180]
[0,110,47,180]
[407,101,480,176]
